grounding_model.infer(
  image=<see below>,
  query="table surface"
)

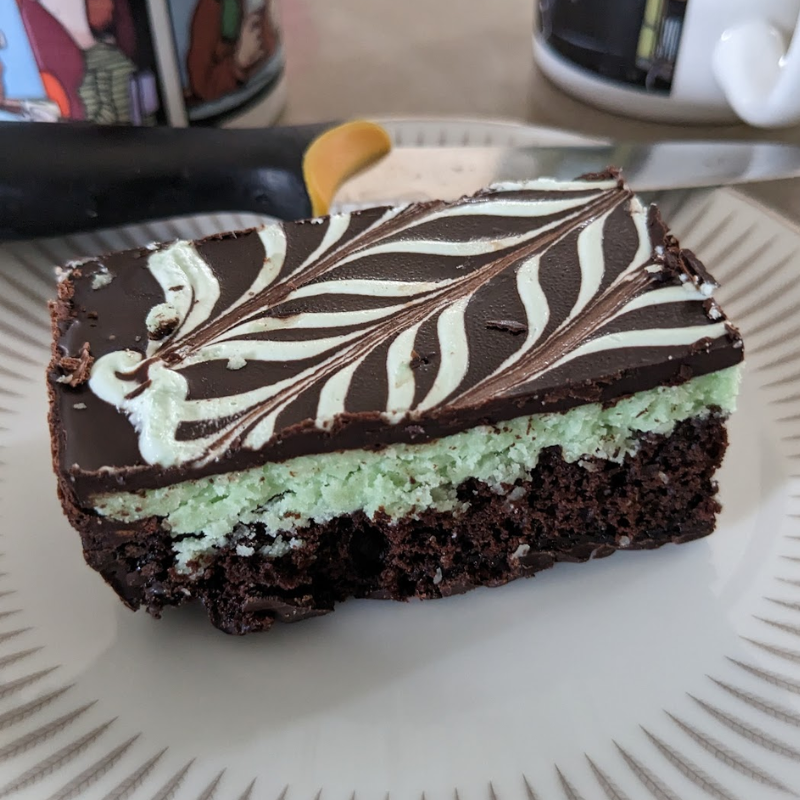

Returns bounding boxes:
[236,0,800,220]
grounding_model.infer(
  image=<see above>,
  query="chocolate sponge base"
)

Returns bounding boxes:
[62,415,728,635]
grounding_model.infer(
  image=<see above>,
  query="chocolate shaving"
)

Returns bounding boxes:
[661,245,720,294]
[682,249,719,289]
[56,276,75,305]
[689,337,715,355]
[726,322,744,349]
[486,319,527,335]
[578,166,624,186]
[48,298,72,323]
[57,342,94,387]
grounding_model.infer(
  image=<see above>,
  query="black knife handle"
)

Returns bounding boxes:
[0,121,336,240]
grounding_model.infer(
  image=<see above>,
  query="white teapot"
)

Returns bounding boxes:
[533,0,800,128]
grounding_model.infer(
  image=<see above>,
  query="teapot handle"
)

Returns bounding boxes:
[713,16,800,128]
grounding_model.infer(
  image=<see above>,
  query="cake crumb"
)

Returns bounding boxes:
[507,486,526,502]
[512,544,530,559]
[618,535,631,548]
[433,568,443,585]
[227,355,247,370]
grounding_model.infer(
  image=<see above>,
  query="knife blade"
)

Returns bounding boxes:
[332,140,800,209]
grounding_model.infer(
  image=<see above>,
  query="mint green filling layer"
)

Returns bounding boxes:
[93,367,741,571]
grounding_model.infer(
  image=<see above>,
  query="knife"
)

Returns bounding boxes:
[331,139,800,210]
[1,120,799,240]
[0,120,391,241]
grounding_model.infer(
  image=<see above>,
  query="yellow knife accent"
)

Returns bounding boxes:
[303,121,393,217]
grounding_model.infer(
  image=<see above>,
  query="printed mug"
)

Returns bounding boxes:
[534,0,800,128]
[0,0,286,126]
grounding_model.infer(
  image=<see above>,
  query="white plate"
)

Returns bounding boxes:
[0,118,798,800]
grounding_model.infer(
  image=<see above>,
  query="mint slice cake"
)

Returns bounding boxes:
[48,176,743,634]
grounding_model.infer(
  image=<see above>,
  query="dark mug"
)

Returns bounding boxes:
[0,0,285,126]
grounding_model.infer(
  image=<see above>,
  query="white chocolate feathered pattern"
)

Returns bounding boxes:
[86,180,736,468]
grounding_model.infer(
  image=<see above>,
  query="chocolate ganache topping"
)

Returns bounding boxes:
[52,178,742,491]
